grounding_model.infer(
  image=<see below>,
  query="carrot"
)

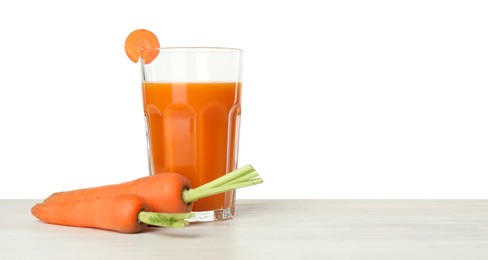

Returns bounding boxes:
[31,194,193,233]
[124,29,160,64]
[43,165,263,214]
[45,172,192,213]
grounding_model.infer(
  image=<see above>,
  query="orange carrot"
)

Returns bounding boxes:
[124,29,160,64]
[45,172,192,213]
[42,165,263,214]
[32,194,193,233]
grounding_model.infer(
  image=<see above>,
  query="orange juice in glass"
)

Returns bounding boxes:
[140,48,242,221]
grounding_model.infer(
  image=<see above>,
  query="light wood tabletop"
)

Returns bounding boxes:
[1,199,488,259]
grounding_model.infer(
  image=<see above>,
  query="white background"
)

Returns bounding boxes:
[1,0,487,199]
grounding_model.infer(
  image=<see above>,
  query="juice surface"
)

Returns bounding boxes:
[142,82,241,211]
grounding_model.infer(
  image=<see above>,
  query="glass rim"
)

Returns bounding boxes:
[141,47,242,53]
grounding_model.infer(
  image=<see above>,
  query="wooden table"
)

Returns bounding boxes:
[1,200,488,259]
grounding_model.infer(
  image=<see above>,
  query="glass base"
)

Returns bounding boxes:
[188,207,235,222]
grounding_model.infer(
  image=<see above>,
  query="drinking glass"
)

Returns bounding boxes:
[140,47,242,221]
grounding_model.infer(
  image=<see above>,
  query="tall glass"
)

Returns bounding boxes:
[140,48,242,221]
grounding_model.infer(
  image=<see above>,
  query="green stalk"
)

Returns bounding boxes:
[222,171,259,187]
[183,179,263,203]
[138,212,194,228]
[181,165,262,203]
[193,165,255,190]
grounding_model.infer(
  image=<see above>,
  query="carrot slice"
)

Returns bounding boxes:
[124,29,160,64]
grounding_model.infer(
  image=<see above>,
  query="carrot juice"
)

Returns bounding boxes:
[142,82,241,212]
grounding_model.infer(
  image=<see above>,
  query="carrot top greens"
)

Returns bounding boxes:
[183,165,262,203]
[138,212,194,228]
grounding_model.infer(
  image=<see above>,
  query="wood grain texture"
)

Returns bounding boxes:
[1,200,488,259]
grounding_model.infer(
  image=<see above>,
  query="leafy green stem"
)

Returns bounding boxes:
[138,211,194,228]
[192,165,254,190]
[182,165,263,203]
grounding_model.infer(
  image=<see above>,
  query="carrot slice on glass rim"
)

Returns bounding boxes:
[124,29,160,64]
